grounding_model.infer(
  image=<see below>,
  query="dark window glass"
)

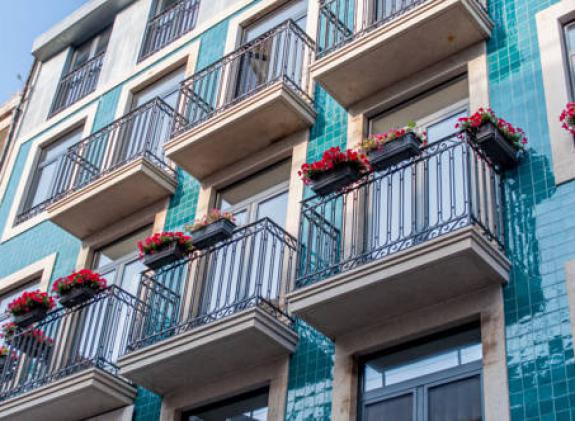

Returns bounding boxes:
[428,375,482,421]
[184,388,269,421]
[360,327,482,421]
[365,393,413,421]
[23,128,83,211]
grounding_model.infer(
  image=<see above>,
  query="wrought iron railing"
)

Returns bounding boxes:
[50,53,105,116]
[128,218,297,352]
[296,133,505,288]
[317,0,435,56]
[139,0,200,61]
[0,287,144,401]
[16,98,181,224]
[172,19,314,136]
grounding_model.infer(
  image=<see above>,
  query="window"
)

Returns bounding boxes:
[565,22,575,98]
[68,28,112,73]
[132,66,186,110]
[183,388,269,420]
[22,128,83,215]
[217,160,291,228]
[234,0,308,99]
[93,226,153,296]
[0,280,41,344]
[360,326,483,421]
[51,28,112,115]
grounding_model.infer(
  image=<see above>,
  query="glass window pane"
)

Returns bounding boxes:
[243,0,308,42]
[120,258,147,296]
[428,375,482,421]
[94,225,153,269]
[425,110,467,144]
[184,389,269,420]
[361,328,481,391]
[364,394,413,421]
[256,191,288,228]
[132,66,186,109]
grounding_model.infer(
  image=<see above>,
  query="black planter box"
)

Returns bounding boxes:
[13,307,48,328]
[191,218,236,250]
[474,122,519,169]
[310,163,362,196]
[59,287,100,308]
[143,241,188,270]
[367,132,423,171]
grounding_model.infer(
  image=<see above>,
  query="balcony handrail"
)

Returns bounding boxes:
[296,133,506,288]
[172,19,315,136]
[0,286,144,401]
[50,52,106,116]
[139,0,201,61]
[128,217,297,352]
[16,97,181,224]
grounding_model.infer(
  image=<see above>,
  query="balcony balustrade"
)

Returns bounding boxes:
[287,134,510,338]
[0,287,140,421]
[17,98,180,238]
[118,218,298,395]
[165,19,316,180]
[139,0,200,61]
[313,0,493,107]
[50,52,105,116]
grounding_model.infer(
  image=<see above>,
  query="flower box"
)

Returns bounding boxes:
[13,307,48,328]
[142,241,189,270]
[474,121,519,169]
[310,163,363,196]
[191,218,236,250]
[59,286,99,308]
[368,132,423,171]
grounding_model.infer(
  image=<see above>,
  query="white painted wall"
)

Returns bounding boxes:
[197,0,247,25]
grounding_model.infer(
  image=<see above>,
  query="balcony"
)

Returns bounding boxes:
[313,0,493,108]
[0,287,139,421]
[165,20,316,181]
[28,98,178,239]
[118,218,298,395]
[139,0,200,61]
[50,52,104,116]
[287,134,510,339]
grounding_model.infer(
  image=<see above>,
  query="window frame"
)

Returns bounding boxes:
[358,326,484,421]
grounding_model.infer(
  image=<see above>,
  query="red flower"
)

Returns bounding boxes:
[456,108,527,151]
[7,291,55,316]
[559,102,575,135]
[299,146,371,185]
[53,269,107,297]
[138,232,194,257]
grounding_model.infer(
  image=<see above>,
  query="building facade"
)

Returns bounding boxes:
[0,0,574,420]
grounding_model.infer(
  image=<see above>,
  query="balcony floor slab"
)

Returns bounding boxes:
[47,157,176,239]
[312,0,493,108]
[0,368,136,421]
[165,82,315,181]
[118,306,298,395]
[287,226,510,339]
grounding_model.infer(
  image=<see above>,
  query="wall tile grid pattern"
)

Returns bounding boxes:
[488,0,575,420]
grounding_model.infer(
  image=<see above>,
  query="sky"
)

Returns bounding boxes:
[0,0,89,104]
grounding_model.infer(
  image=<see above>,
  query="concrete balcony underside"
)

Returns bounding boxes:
[287,227,510,339]
[312,0,493,108]
[47,157,176,239]
[165,82,316,181]
[0,368,136,421]
[117,307,298,395]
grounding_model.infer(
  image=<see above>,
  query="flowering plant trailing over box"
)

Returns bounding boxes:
[138,232,193,257]
[358,122,426,153]
[186,209,236,233]
[7,291,55,316]
[560,102,575,135]
[299,147,371,185]
[0,323,18,342]
[455,108,527,151]
[52,269,107,297]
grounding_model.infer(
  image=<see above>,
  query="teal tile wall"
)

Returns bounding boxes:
[487,0,575,420]
[91,85,123,131]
